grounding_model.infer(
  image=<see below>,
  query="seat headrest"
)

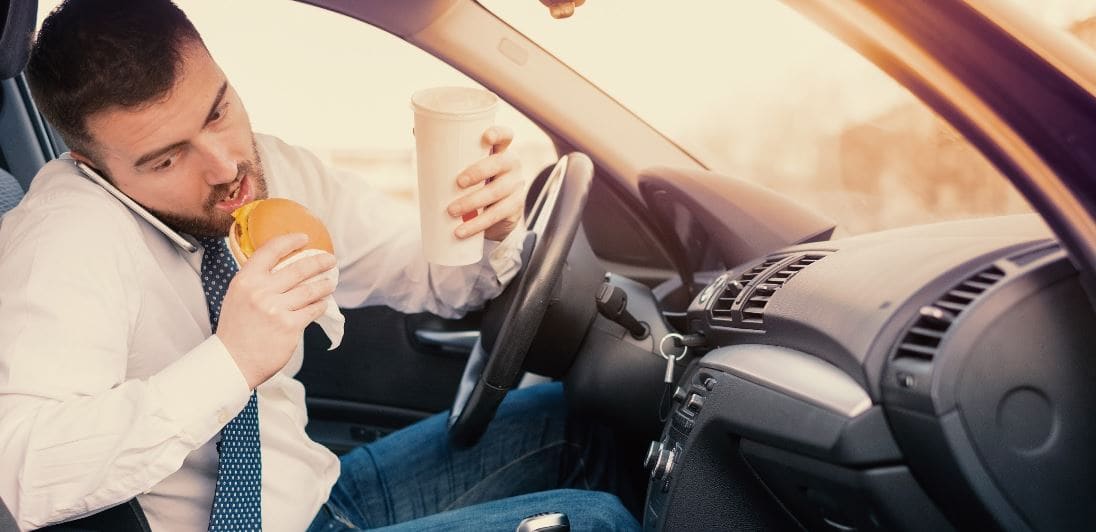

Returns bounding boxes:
[1,0,39,80]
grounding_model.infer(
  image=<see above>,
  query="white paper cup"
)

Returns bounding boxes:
[411,87,499,266]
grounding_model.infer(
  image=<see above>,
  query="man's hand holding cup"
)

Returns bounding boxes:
[412,86,525,265]
[447,125,525,243]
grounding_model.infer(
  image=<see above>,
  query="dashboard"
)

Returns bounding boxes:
[641,214,1096,531]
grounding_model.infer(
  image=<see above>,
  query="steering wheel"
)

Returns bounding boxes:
[447,152,594,447]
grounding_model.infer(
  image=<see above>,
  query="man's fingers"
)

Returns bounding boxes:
[244,233,309,271]
[442,126,524,240]
[305,299,329,322]
[540,0,584,18]
[448,171,521,220]
[454,151,516,190]
[282,277,337,311]
[287,299,329,329]
[269,252,337,293]
[483,125,514,154]
[456,193,523,239]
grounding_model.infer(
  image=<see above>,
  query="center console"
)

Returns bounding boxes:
[642,345,951,531]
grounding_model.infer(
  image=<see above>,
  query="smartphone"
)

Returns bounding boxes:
[74,160,197,253]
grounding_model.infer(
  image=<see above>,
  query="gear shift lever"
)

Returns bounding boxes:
[516,512,570,532]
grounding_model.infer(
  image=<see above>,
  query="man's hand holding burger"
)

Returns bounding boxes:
[216,199,338,389]
[217,234,335,389]
[447,126,526,243]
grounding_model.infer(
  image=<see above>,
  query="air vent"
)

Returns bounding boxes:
[740,254,826,323]
[737,257,781,284]
[894,266,1005,361]
[711,256,783,319]
[710,288,737,320]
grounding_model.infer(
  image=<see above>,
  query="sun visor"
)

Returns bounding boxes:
[1,0,38,80]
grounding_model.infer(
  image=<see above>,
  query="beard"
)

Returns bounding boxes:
[147,139,269,238]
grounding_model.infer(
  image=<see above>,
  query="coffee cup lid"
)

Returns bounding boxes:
[411,87,498,120]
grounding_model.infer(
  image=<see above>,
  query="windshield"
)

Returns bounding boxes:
[483,1,1096,236]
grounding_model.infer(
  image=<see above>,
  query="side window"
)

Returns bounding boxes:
[36,0,558,202]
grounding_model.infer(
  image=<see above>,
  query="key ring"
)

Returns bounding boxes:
[659,333,688,361]
[658,333,688,385]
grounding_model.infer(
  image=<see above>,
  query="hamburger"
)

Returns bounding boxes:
[228,198,334,264]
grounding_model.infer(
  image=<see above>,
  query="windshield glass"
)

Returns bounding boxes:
[482,1,1096,236]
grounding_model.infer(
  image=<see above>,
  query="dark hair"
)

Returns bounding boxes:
[25,0,205,161]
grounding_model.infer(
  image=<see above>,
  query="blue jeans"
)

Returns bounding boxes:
[306,383,640,531]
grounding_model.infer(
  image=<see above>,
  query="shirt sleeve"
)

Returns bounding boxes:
[0,190,251,529]
[267,137,526,318]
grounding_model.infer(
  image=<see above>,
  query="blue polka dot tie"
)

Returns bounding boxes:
[199,237,262,531]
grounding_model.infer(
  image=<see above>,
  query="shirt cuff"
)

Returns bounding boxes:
[147,335,252,446]
[485,227,527,287]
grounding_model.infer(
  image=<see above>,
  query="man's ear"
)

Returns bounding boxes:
[69,150,95,168]
[69,149,111,178]
[69,149,118,186]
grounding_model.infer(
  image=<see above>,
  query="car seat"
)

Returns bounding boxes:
[0,168,22,215]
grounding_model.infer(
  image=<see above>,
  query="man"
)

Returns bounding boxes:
[0,0,637,530]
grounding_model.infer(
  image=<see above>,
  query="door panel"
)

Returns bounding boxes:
[304,397,433,455]
[298,307,482,451]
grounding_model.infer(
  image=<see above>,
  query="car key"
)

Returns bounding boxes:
[659,333,688,384]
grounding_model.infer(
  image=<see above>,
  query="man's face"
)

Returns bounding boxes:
[78,42,268,238]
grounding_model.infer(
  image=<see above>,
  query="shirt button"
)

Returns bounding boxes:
[217,410,231,424]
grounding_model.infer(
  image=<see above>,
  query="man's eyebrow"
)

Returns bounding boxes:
[204,81,229,124]
[132,81,229,169]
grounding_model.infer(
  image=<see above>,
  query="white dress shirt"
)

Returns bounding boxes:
[0,133,524,531]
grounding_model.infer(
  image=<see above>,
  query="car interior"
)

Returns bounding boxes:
[3,0,1096,531]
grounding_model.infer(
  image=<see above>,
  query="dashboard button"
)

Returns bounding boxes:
[684,393,705,415]
[652,448,676,481]
[897,372,915,388]
[643,441,663,471]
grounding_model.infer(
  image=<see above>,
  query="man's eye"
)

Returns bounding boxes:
[211,102,229,123]
[153,157,175,171]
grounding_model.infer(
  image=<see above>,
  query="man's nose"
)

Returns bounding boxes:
[196,139,238,186]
